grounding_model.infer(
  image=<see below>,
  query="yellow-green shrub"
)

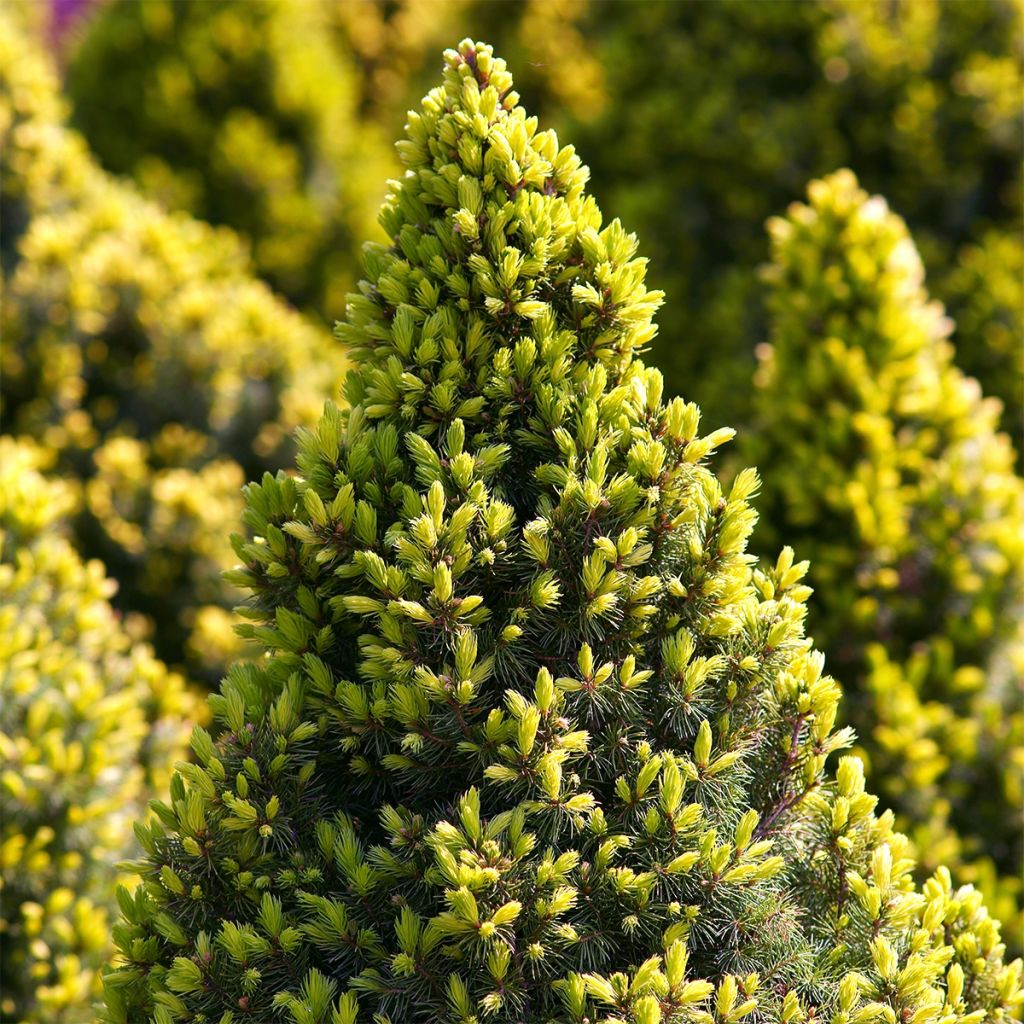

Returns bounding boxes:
[0,438,193,1024]
[0,11,346,681]
[747,169,1024,943]
[100,42,1023,1023]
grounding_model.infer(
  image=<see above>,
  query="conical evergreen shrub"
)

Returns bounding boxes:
[0,11,346,683]
[746,169,1024,945]
[0,439,193,1023]
[102,43,1023,1024]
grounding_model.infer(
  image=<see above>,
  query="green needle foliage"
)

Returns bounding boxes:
[102,42,1022,1024]
[747,169,1024,947]
[0,439,193,1024]
[0,11,346,683]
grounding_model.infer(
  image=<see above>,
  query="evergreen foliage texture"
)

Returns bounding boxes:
[0,11,346,683]
[745,169,1024,945]
[101,42,1022,1024]
[0,439,193,1023]
[493,0,1022,442]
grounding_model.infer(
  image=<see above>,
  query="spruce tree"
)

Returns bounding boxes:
[102,42,1023,1024]
[0,439,192,1023]
[746,170,1024,945]
[0,10,346,683]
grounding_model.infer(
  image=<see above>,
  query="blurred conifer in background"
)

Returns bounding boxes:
[746,169,1023,941]
[0,439,193,1023]
[1,9,346,683]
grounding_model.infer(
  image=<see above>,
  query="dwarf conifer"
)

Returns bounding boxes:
[0,11,346,682]
[747,169,1024,944]
[102,43,1022,1024]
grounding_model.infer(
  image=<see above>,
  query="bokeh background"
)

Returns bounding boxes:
[1,1,1021,1021]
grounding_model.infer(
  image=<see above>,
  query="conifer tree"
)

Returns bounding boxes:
[747,169,1024,944]
[102,42,1023,1024]
[0,11,346,682]
[0,439,192,1023]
